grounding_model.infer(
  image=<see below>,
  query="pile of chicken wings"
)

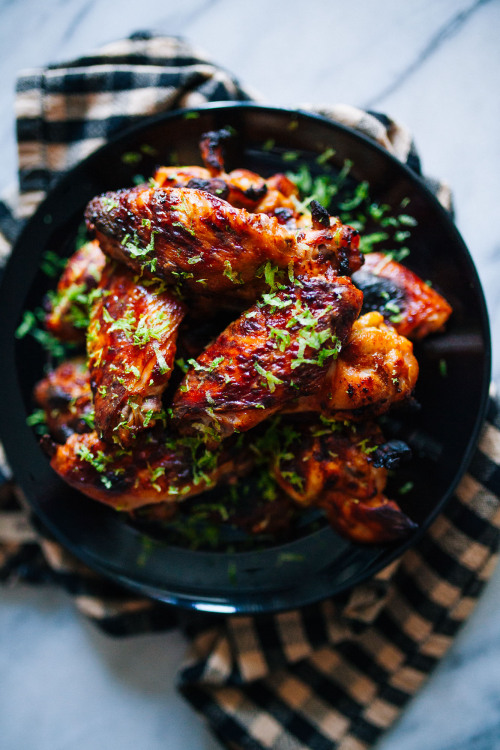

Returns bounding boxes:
[35,129,452,544]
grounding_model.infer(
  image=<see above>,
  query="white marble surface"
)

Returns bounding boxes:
[0,1,499,748]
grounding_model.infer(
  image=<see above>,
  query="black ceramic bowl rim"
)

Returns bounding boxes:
[0,102,491,615]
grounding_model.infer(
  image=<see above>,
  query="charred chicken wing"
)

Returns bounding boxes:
[272,419,417,543]
[44,240,106,343]
[172,270,363,440]
[293,312,419,419]
[87,262,185,445]
[49,429,252,512]
[84,186,362,298]
[34,356,93,442]
[353,252,452,339]
[154,163,298,215]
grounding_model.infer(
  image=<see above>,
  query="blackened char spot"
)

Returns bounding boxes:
[372,440,412,469]
[243,183,268,202]
[310,199,330,228]
[40,434,57,458]
[199,128,233,172]
[338,247,351,276]
[352,270,406,317]
[186,178,229,201]
[274,207,294,225]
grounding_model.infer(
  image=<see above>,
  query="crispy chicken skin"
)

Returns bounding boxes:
[87,262,185,445]
[34,357,93,442]
[353,252,452,339]
[172,271,363,440]
[84,186,362,296]
[49,430,252,512]
[44,240,106,342]
[293,312,419,419]
[272,419,417,543]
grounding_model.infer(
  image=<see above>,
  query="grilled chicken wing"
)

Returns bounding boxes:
[34,357,93,442]
[171,270,363,440]
[272,419,417,543]
[87,262,185,445]
[49,429,252,512]
[293,312,419,419]
[44,240,106,342]
[84,186,362,298]
[353,252,452,339]
[154,163,298,215]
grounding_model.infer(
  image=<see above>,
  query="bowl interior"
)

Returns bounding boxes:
[0,103,490,613]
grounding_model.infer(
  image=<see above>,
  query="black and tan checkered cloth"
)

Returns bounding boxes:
[1,33,499,750]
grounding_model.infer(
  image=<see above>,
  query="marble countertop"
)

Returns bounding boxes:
[1,1,499,748]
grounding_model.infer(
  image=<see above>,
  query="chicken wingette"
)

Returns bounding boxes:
[353,252,452,339]
[87,262,185,445]
[48,429,252,512]
[84,186,362,299]
[172,269,363,440]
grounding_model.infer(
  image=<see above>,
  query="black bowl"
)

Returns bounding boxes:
[0,103,490,614]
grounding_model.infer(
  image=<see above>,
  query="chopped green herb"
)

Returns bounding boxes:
[254,362,284,393]
[40,250,68,278]
[316,147,336,165]
[223,259,242,284]
[140,144,158,155]
[398,481,414,495]
[121,152,142,165]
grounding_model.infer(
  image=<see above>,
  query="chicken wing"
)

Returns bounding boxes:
[171,270,363,440]
[84,186,362,298]
[154,163,298,216]
[353,252,452,339]
[271,418,417,543]
[87,262,185,445]
[34,356,93,442]
[48,429,252,512]
[44,240,106,343]
[292,312,419,419]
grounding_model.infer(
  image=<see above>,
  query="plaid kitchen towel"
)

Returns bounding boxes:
[1,32,499,750]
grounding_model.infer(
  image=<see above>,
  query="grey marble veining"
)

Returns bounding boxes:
[0,1,499,749]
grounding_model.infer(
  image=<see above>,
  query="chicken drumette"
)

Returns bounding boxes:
[271,418,416,543]
[34,356,94,442]
[291,311,419,419]
[44,239,106,343]
[87,262,185,445]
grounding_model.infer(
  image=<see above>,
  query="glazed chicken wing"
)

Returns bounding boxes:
[292,312,419,419]
[44,240,106,342]
[353,252,452,339]
[154,163,298,215]
[171,270,363,440]
[48,429,252,512]
[84,186,362,298]
[34,356,93,442]
[272,419,416,543]
[87,262,185,445]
